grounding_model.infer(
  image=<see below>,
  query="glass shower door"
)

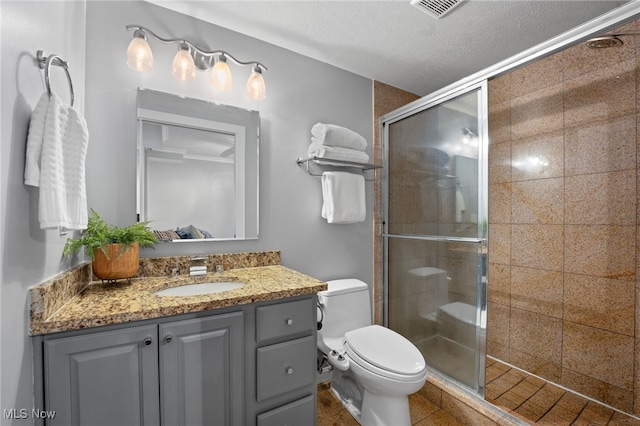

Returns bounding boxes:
[382,83,487,394]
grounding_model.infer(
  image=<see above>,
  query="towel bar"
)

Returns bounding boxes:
[36,50,75,107]
[296,156,381,181]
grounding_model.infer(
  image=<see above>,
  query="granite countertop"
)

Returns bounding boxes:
[31,265,327,336]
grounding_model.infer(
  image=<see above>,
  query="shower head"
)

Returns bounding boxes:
[585,35,624,49]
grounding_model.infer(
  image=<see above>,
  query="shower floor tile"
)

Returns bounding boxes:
[485,358,640,425]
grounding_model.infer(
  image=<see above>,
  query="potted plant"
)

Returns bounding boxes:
[63,209,157,281]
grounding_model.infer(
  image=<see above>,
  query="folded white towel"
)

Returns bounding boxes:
[25,92,89,230]
[311,123,367,151]
[308,142,370,164]
[321,171,366,224]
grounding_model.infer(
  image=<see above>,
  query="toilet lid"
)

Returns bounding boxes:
[344,325,425,376]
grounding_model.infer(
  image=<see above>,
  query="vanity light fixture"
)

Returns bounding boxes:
[126,24,267,100]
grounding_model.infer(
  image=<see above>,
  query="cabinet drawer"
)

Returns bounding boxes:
[257,336,315,401]
[256,298,314,342]
[257,395,315,426]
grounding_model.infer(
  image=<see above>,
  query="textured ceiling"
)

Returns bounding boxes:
[147,0,629,96]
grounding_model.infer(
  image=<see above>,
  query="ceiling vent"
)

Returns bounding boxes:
[410,0,463,19]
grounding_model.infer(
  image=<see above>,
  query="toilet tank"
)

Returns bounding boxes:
[317,279,371,352]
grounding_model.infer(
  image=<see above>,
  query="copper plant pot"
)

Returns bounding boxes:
[92,243,140,280]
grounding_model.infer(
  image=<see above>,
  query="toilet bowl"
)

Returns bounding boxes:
[317,279,427,426]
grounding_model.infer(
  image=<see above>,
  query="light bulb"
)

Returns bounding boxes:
[211,56,232,91]
[126,31,153,72]
[172,44,195,81]
[246,65,266,100]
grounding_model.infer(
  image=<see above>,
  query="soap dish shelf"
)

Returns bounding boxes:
[296,156,382,179]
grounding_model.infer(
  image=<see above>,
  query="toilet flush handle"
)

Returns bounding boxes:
[285,318,293,326]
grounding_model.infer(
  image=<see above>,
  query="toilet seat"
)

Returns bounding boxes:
[344,325,426,381]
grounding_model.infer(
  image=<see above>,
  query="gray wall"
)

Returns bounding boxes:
[1,1,373,421]
[85,1,374,282]
[1,1,87,423]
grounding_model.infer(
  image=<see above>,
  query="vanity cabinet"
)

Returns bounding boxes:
[36,294,317,426]
[253,298,317,425]
[159,312,244,425]
[44,324,160,426]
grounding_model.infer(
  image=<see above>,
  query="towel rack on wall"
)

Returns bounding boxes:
[296,156,382,181]
[36,50,75,107]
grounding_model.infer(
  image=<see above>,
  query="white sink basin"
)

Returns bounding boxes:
[154,282,244,297]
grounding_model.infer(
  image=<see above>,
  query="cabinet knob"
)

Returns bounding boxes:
[143,337,152,346]
[285,318,293,326]
[285,365,294,375]
[164,335,173,344]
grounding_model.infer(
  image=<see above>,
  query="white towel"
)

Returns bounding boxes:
[321,171,366,224]
[308,142,370,164]
[311,123,367,151]
[24,92,89,230]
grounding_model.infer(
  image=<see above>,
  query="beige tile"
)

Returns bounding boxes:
[562,370,633,416]
[571,400,615,425]
[511,130,564,182]
[564,225,635,280]
[488,74,511,105]
[418,381,442,408]
[636,336,640,417]
[489,100,511,145]
[546,402,579,423]
[563,273,635,336]
[441,392,498,425]
[414,409,464,426]
[488,182,511,224]
[486,301,509,347]
[511,224,563,271]
[511,53,563,98]
[565,114,636,176]
[536,412,572,426]
[563,22,637,80]
[489,141,511,184]
[511,178,564,224]
[509,380,540,400]
[609,411,640,426]
[565,170,636,225]
[511,266,563,318]
[486,339,511,363]
[511,83,564,140]
[487,223,510,265]
[487,262,510,306]
[562,322,634,391]
[554,391,589,415]
[409,393,440,425]
[564,59,636,128]
[509,308,562,366]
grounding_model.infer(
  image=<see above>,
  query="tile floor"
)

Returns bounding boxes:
[485,358,640,425]
[317,359,640,425]
[317,382,463,426]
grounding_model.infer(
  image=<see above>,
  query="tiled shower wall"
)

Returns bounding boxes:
[373,81,420,324]
[487,20,640,416]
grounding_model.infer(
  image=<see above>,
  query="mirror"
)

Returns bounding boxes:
[136,89,259,241]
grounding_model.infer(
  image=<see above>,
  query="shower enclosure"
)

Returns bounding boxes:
[382,82,488,395]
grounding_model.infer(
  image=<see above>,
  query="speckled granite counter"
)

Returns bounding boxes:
[30,261,327,336]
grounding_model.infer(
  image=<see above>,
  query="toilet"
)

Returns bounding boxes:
[317,279,427,426]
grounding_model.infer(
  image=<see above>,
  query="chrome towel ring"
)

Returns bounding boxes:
[36,50,74,107]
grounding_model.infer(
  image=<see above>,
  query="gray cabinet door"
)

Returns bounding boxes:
[44,324,160,426]
[160,311,244,426]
